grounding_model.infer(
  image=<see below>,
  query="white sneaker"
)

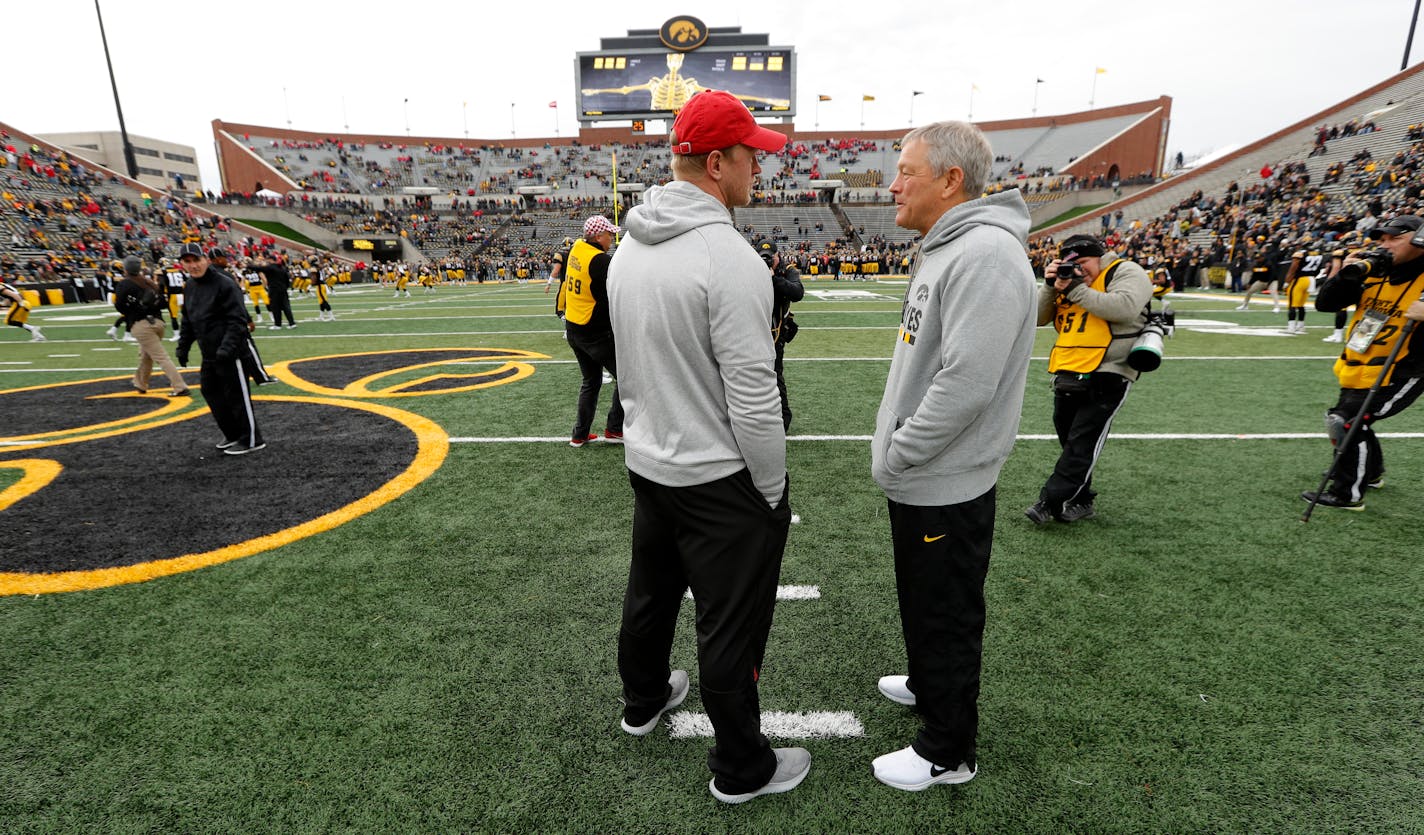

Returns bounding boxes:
[123,333,137,343]
[877,675,916,706]
[1323,332,1343,343]
[30,329,45,342]
[872,745,975,791]
[268,325,281,330]
[710,747,811,804]
[620,669,689,736]
[170,333,179,342]
[1234,304,1249,311]
[106,325,120,340]
[790,513,802,525]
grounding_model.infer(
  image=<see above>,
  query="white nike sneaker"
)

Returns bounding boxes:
[877,674,916,706]
[872,745,975,791]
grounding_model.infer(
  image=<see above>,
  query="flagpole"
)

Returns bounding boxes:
[553,103,559,137]
[860,97,865,130]
[510,102,516,139]
[968,85,975,120]
[1090,70,1098,109]
[909,91,923,126]
[611,150,620,235]
[816,96,821,131]
[1032,79,1042,116]
[462,101,468,139]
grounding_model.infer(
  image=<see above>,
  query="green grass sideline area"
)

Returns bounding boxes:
[1,281,1420,831]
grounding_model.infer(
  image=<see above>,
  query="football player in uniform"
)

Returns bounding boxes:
[1236,236,1283,312]
[1283,236,1326,334]
[314,270,335,321]
[1,279,45,341]
[163,259,187,342]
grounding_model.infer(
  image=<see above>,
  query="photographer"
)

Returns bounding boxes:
[1026,234,1152,524]
[1304,214,1424,510]
[113,256,188,396]
[757,238,805,430]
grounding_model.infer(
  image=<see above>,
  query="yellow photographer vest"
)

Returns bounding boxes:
[562,239,602,326]
[1334,270,1424,388]
[1049,260,1124,374]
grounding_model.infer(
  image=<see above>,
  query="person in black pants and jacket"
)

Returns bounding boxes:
[175,243,265,455]
[251,255,296,329]
[757,238,805,430]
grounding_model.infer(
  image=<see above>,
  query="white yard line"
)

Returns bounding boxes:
[667,711,864,739]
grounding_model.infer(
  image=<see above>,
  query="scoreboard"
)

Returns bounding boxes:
[575,46,796,122]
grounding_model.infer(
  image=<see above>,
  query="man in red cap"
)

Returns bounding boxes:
[560,214,624,447]
[607,90,808,804]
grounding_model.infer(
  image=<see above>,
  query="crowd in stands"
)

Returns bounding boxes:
[0,130,322,290]
[1031,123,1424,292]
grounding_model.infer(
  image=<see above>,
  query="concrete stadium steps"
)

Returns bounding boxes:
[1047,66,1424,239]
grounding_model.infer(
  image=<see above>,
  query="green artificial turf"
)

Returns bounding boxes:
[2,282,1421,832]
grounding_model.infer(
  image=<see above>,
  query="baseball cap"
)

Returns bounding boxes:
[177,243,206,259]
[584,216,621,237]
[1059,234,1106,260]
[1368,214,1424,239]
[670,90,789,156]
[121,255,143,276]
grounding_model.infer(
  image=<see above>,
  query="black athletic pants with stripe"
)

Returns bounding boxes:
[1328,376,1423,501]
[618,469,789,794]
[1039,371,1132,512]
[888,489,995,770]
[200,356,262,447]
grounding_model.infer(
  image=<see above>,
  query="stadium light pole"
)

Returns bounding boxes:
[1405,0,1422,70]
[93,0,138,180]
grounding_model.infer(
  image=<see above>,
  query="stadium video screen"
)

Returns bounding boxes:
[577,48,795,121]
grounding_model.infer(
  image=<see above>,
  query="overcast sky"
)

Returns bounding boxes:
[7,0,1422,191]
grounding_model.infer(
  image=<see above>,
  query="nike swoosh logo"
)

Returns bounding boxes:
[929,765,950,777]
[923,534,946,543]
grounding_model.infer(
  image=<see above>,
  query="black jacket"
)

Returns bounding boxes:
[113,277,165,327]
[177,267,249,362]
[253,263,292,295]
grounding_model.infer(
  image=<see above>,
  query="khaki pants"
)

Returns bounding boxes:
[130,318,187,393]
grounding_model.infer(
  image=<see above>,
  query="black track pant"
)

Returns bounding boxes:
[1039,372,1132,511]
[1327,376,1423,501]
[618,469,790,794]
[567,326,623,439]
[269,290,295,326]
[200,356,262,447]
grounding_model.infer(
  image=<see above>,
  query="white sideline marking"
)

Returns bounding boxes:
[46,354,81,358]
[685,585,821,601]
[667,711,864,739]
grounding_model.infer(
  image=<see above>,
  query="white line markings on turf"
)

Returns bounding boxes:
[667,711,864,739]
[685,585,821,601]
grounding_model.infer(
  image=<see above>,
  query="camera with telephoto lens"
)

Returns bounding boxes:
[1338,247,1393,280]
[1128,301,1175,373]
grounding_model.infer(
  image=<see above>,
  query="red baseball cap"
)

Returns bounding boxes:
[671,90,788,155]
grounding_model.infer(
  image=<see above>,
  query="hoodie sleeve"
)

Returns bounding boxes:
[707,238,786,507]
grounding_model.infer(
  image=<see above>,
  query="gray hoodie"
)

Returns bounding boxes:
[608,181,785,506]
[871,190,1037,506]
